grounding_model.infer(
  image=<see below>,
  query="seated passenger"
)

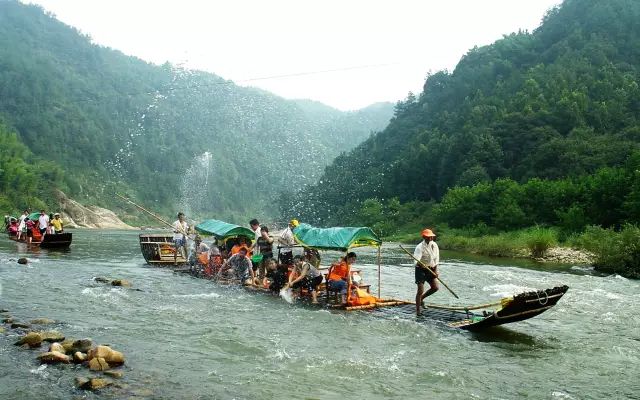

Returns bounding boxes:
[268,260,289,293]
[231,237,252,257]
[285,255,323,304]
[219,247,254,285]
[327,252,358,305]
[205,240,224,278]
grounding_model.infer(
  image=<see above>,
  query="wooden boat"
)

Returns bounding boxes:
[8,231,72,249]
[139,233,186,265]
[361,285,569,331]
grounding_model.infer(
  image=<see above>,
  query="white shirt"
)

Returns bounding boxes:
[413,240,439,269]
[252,226,261,254]
[279,227,295,253]
[38,214,49,230]
[172,220,189,240]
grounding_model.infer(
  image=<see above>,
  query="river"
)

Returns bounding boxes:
[0,230,638,399]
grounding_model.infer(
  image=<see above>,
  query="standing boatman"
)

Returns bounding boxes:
[173,212,190,266]
[414,228,440,315]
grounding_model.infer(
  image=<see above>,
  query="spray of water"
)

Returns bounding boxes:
[179,151,214,218]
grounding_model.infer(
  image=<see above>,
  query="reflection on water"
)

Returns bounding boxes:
[0,230,638,399]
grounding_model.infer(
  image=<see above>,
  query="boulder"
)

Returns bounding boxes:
[87,345,125,366]
[88,357,111,371]
[111,279,131,287]
[0,327,5,334]
[30,318,56,325]
[78,377,112,391]
[17,258,28,265]
[38,351,71,364]
[103,370,123,379]
[94,277,111,283]
[11,322,30,329]
[2,317,14,323]
[73,352,87,363]
[0,309,9,313]
[15,332,43,347]
[40,330,65,342]
[71,339,93,353]
[49,342,66,353]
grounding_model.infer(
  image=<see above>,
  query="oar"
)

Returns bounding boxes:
[398,244,459,299]
[115,194,188,236]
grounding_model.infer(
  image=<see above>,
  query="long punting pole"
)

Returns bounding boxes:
[398,244,459,299]
[377,246,381,298]
[115,194,184,233]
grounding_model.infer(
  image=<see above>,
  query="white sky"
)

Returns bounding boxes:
[25,0,561,111]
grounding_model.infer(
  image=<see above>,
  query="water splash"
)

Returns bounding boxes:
[179,151,213,217]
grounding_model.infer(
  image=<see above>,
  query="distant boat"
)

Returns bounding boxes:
[7,231,72,249]
[139,234,187,265]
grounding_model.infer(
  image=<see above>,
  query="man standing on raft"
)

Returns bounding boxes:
[414,228,439,315]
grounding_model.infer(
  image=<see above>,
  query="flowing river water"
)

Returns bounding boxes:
[0,230,638,399]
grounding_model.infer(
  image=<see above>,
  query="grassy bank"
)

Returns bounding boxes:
[386,225,640,279]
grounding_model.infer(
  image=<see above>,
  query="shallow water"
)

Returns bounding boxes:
[0,230,638,399]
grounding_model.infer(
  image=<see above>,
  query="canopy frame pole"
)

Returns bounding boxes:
[377,246,381,298]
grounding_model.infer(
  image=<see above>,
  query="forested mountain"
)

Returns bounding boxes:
[0,1,392,223]
[284,0,640,227]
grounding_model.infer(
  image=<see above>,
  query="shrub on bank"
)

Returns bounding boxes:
[523,227,558,258]
[573,225,640,278]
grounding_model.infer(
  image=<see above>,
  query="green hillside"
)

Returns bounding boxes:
[285,0,640,228]
[0,1,392,223]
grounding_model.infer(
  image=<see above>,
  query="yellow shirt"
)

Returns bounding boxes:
[50,218,63,231]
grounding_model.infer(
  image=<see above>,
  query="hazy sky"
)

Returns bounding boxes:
[25,0,561,111]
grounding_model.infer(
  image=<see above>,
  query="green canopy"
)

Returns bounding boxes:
[28,212,43,221]
[195,219,255,242]
[292,223,381,251]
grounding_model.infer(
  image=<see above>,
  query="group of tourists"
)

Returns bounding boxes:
[169,214,365,305]
[169,212,441,312]
[6,209,65,245]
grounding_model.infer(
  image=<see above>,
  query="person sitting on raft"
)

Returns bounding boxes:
[327,252,358,305]
[284,255,323,304]
[267,259,288,293]
[219,246,255,285]
[231,237,252,257]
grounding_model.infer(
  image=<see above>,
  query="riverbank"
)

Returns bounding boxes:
[387,224,640,278]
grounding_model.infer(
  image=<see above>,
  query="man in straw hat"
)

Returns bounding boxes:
[414,228,440,315]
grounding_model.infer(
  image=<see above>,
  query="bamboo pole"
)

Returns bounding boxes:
[399,244,459,299]
[115,194,187,235]
[377,246,381,299]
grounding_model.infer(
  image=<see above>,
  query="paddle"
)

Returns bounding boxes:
[399,244,459,299]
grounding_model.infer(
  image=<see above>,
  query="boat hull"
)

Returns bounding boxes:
[139,234,187,265]
[8,232,72,248]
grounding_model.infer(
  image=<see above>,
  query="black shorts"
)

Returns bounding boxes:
[292,275,323,292]
[279,251,293,265]
[415,266,437,284]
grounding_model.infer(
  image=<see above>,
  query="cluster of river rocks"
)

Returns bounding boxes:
[1,303,127,391]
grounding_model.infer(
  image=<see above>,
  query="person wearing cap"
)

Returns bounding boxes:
[414,228,440,315]
[278,219,299,265]
[50,213,64,233]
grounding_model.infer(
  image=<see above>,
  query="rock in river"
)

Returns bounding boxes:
[38,351,71,364]
[14,332,43,347]
[40,330,65,342]
[30,318,56,325]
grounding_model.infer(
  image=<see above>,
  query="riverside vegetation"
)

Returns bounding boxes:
[283,0,640,279]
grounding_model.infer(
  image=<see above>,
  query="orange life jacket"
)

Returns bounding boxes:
[347,288,378,306]
[328,261,349,281]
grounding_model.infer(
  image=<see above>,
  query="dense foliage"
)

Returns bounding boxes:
[0,1,392,222]
[284,0,640,228]
[0,121,65,212]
